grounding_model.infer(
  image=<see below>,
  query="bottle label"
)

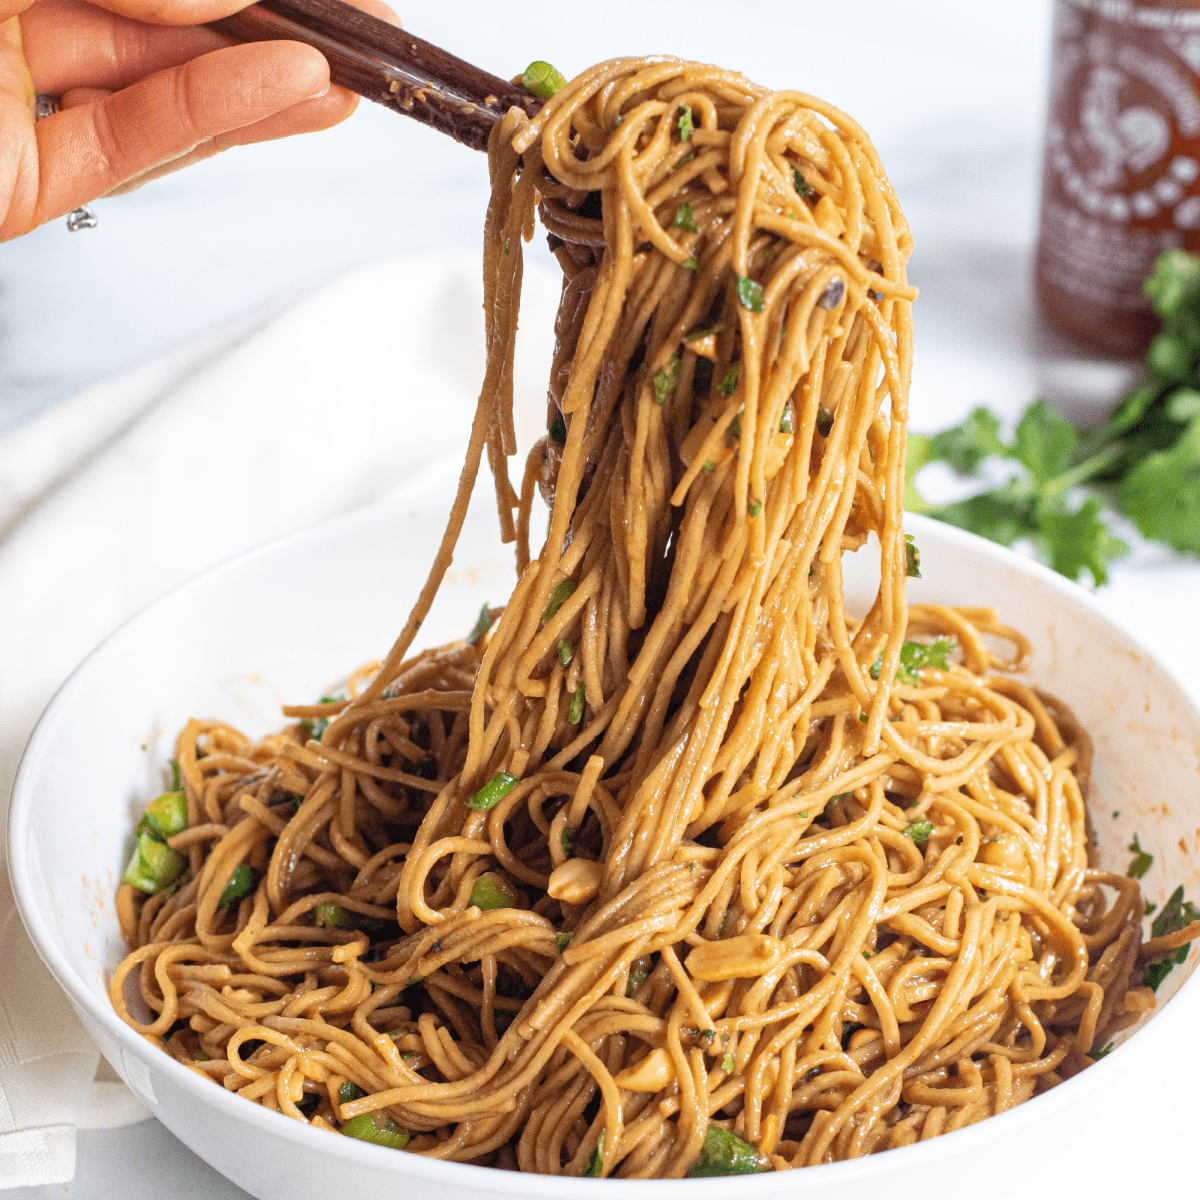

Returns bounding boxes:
[1039,0,1200,313]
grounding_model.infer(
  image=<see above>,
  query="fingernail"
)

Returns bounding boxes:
[308,84,330,100]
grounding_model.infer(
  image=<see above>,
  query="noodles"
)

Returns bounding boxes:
[110,58,1152,1175]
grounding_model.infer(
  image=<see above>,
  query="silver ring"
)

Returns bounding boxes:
[34,95,99,232]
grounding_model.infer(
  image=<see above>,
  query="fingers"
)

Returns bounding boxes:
[22,1,228,94]
[26,39,331,227]
[23,0,402,97]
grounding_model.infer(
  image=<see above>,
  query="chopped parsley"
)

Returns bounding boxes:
[654,356,681,406]
[1126,834,1153,880]
[542,578,576,621]
[903,820,934,846]
[748,499,762,517]
[556,932,572,953]
[870,637,956,686]
[466,604,492,646]
[681,256,699,269]
[582,1130,605,1176]
[905,533,921,578]
[1143,885,1200,991]
[561,826,576,856]
[673,202,697,232]
[736,274,765,313]
[718,365,740,397]
[792,167,814,198]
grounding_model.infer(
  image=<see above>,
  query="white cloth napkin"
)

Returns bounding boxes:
[0,252,559,1188]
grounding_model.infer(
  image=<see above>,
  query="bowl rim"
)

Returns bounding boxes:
[7,502,1199,1193]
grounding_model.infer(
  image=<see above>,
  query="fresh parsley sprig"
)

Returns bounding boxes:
[909,249,1200,586]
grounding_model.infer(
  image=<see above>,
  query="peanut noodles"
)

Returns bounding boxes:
[111,58,1152,1176]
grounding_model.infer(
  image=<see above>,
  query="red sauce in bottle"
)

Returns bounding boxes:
[1036,0,1200,354]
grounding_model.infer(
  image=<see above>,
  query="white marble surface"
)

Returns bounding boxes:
[6,1,1200,1195]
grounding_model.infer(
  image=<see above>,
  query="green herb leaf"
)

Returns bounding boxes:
[654,356,681,406]
[219,863,255,908]
[905,533,920,578]
[929,406,1006,476]
[721,1053,735,1072]
[748,499,762,517]
[467,771,520,812]
[521,60,566,100]
[339,1081,365,1105]
[686,1125,770,1177]
[582,1129,605,1177]
[556,932,572,953]
[681,256,699,270]
[568,685,585,724]
[625,969,647,997]
[685,322,725,344]
[676,106,693,141]
[1127,834,1153,880]
[1091,1040,1115,1060]
[736,274,765,313]
[467,604,492,646]
[542,579,576,622]
[903,820,934,846]
[673,202,697,232]
[562,826,576,856]
[1120,415,1200,555]
[702,460,716,474]
[792,167,814,198]
[549,410,567,444]
[1037,497,1129,588]
[871,638,956,686]
[718,365,740,397]
[557,639,574,666]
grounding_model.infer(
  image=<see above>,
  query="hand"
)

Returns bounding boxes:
[0,0,397,240]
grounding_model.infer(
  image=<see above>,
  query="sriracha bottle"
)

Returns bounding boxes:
[1036,0,1200,354]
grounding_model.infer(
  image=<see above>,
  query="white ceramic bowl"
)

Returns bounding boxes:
[9,499,1200,1200]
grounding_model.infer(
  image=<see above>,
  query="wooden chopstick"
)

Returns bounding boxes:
[208,0,541,152]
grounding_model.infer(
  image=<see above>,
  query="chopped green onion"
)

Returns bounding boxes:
[341,1110,409,1149]
[192,1049,210,1061]
[406,976,422,988]
[549,410,567,444]
[470,871,517,911]
[542,579,576,622]
[905,533,921,578]
[1127,834,1153,880]
[736,274,765,312]
[779,407,793,433]
[315,900,347,930]
[219,863,255,908]
[467,604,492,646]
[136,790,188,841]
[792,167,814,198]
[502,236,510,255]
[681,256,699,270]
[675,152,694,170]
[686,1125,770,1176]
[727,411,742,439]
[702,460,716,474]
[653,356,681,406]
[339,1081,365,1105]
[561,827,576,856]
[521,60,566,100]
[748,499,762,518]
[467,771,519,812]
[556,932,572,953]
[582,1129,605,1176]
[816,409,833,436]
[300,695,341,742]
[673,202,697,232]
[557,639,574,666]
[717,365,740,396]
[903,820,935,846]
[840,1021,864,1050]
[626,969,647,997]
[568,685,585,724]
[123,830,185,895]
[676,106,693,141]
[169,760,182,791]
[721,1053,735,1073]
